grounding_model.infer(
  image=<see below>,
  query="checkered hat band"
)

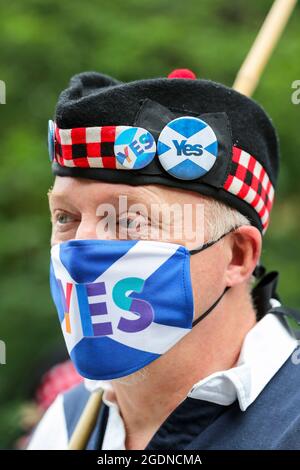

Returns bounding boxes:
[224,146,274,232]
[54,126,274,231]
[54,125,125,170]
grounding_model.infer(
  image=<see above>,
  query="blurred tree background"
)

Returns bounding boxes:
[0,0,299,448]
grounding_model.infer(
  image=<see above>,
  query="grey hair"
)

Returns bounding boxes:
[204,198,251,241]
[205,198,258,292]
[112,365,151,386]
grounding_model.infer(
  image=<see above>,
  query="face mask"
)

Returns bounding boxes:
[50,234,231,380]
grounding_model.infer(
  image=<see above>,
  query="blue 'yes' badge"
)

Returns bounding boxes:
[48,120,55,162]
[157,116,218,180]
[114,127,156,170]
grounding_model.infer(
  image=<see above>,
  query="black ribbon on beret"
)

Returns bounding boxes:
[133,98,233,188]
[53,98,233,190]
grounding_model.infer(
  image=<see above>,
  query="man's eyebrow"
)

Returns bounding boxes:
[95,188,151,206]
[113,193,158,212]
[47,190,75,207]
[48,186,74,201]
[47,191,66,202]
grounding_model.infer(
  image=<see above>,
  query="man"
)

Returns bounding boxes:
[28,69,300,450]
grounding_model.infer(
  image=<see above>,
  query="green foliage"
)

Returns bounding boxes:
[0,0,299,448]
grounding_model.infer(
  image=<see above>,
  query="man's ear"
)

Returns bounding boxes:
[224,226,262,287]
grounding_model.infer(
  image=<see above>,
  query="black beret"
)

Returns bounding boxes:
[50,70,280,233]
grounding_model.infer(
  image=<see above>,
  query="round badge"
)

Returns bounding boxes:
[157,116,218,180]
[114,127,156,170]
[48,120,55,162]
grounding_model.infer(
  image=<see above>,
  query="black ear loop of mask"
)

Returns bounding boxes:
[189,228,238,328]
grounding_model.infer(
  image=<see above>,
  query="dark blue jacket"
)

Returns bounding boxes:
[63,352,300,450]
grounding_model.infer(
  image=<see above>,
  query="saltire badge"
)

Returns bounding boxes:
[114,126,156,169]
[157,116,218,180]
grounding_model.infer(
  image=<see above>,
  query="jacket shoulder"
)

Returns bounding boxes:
[62,382,91,440]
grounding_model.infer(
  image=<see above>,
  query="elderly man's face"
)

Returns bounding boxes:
[48,176,232,318]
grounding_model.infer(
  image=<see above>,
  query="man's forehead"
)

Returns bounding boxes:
[49,176,204,206]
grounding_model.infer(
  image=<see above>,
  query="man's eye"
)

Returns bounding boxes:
[118,214,149,232]
[55,212,76,225]
[118,217,137,229]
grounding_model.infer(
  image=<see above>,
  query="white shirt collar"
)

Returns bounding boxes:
[84,309,298,449]
[188,311,297,410]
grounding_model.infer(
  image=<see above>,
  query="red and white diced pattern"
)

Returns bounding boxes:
[224,147,274,232]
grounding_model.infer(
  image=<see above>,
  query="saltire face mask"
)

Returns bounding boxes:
[50,236,231,380]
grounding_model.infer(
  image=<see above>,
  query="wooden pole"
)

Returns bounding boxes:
[68,390,103,450]
[233,0,297,96]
